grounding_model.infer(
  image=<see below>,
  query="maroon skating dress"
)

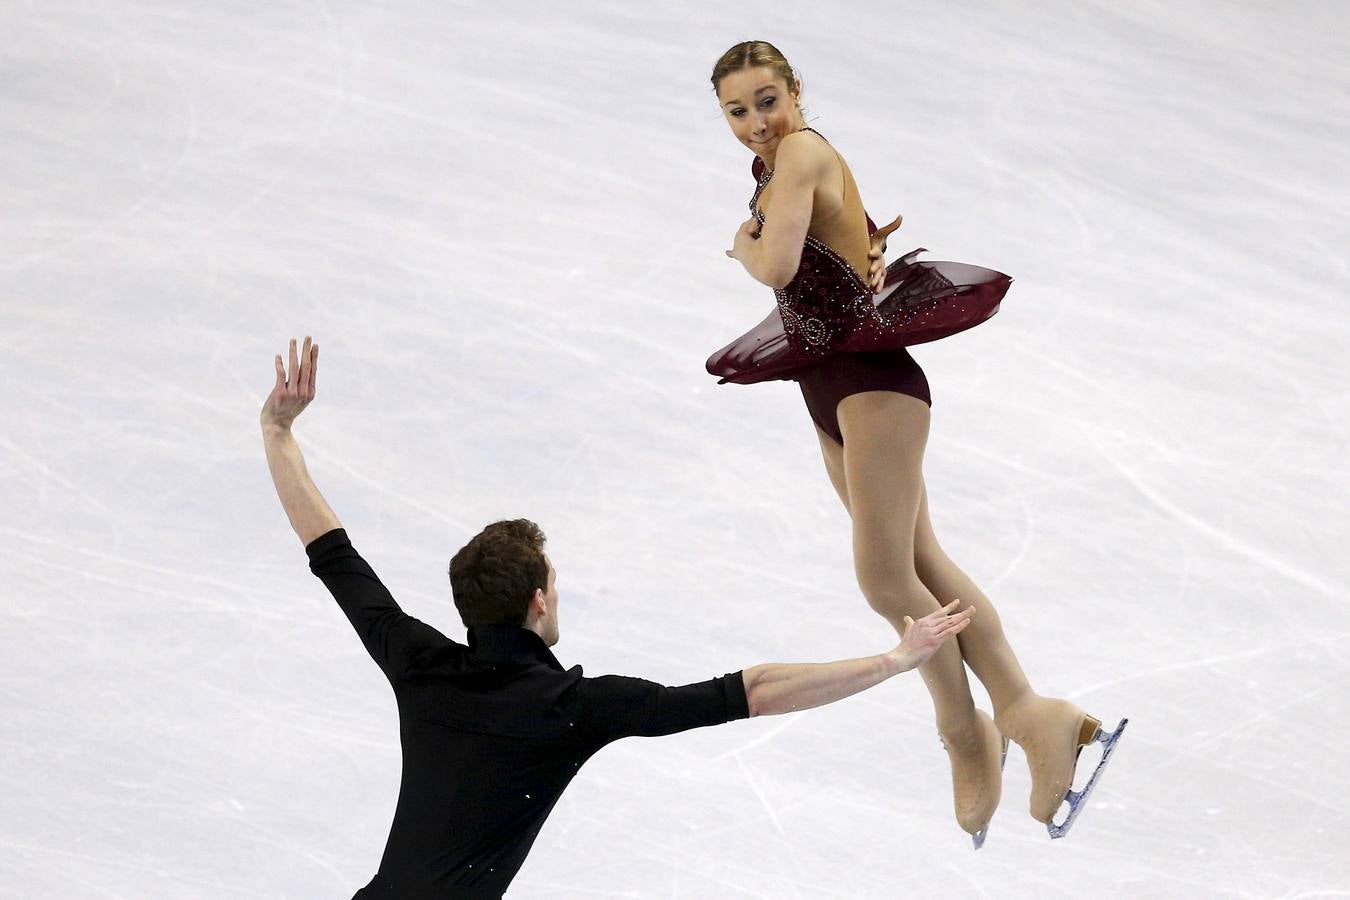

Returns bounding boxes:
[707,136,1012,445]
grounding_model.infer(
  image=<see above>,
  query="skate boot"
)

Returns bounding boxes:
[996,695,1127,838]
[939,709,1008,849]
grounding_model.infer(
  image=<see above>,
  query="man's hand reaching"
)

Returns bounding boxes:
[261,336,318,430]
[890,599,974,671]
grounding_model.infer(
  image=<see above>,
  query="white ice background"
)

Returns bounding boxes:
[2,1,1348,897]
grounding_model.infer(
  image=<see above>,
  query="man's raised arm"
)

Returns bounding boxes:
[260,336,341,546]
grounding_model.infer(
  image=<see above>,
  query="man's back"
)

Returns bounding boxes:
[307,529,748,897]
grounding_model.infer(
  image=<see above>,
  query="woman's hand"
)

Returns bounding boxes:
[867,214,903,293]
[889,599,974,671]
[725,216,762,262]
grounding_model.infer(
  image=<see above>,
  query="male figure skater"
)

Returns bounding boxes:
[261,337,973,899]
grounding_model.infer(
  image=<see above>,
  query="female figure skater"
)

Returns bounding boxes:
[707,41,1125,845]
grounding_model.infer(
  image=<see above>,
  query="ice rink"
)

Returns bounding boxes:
[3,1,1348,896]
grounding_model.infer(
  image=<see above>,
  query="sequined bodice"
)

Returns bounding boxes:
[751,135,901,355]
[709,137,1010,386]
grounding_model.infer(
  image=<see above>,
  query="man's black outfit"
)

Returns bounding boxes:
[306,529,750,899]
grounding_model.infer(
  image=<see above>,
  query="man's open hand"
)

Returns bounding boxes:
[260,336,318,429]
[890,599,974,671]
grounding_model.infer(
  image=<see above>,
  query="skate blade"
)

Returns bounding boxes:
[1046,718,1128,840]
[970,736,1011,850]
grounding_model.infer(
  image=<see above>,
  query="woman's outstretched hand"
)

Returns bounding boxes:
[260,336,318,430]
[867,214,903,293]
[890,599,974,671]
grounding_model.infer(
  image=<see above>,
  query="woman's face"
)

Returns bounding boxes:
[716,66,802,163]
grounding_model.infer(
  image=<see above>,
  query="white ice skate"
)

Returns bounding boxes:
[971,735,1010,850]
[1046,717,1128,839]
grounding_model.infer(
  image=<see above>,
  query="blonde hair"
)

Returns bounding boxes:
[710,40,800,96]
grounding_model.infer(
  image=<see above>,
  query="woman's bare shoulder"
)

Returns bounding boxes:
[779,128,834,154]
[776,130,835,174]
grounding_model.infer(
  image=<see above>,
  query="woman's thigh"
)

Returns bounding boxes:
[814,425,850,513]
[837,391,932,594]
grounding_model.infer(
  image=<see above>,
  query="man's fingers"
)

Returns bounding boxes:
[273,354,285,390]
[288,338,299,388]
[298,336,312,394]
[920,598,967,625]
[308,343,318,395]
[941,607,974,628]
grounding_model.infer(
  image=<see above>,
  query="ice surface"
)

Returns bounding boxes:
[2,1,1348,897]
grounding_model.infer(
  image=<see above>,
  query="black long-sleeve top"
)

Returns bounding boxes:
[306,529,749,899]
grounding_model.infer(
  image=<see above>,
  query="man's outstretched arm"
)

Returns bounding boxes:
[578,601,974,742]
[741,600,974,717]
[261,336,341,546]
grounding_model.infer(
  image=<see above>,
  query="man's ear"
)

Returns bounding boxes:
[531,588,548,619]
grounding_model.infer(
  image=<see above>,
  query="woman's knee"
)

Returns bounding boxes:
[856,570,936,620]
[914,539,952,586]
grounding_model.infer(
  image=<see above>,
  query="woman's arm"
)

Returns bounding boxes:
[867,214,904,293]
[726,133,828,289]
[741,600,973,716]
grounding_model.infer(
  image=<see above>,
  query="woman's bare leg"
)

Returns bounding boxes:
[912,485,1032,712]
[813,426,851,512]
[913,482,1101,825]
[828,433,1033,713]
[833,391,1003,836]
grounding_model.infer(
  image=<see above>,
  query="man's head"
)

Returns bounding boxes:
[448,519,560,646]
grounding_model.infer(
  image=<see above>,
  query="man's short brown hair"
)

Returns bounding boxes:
[448,519,548,627]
